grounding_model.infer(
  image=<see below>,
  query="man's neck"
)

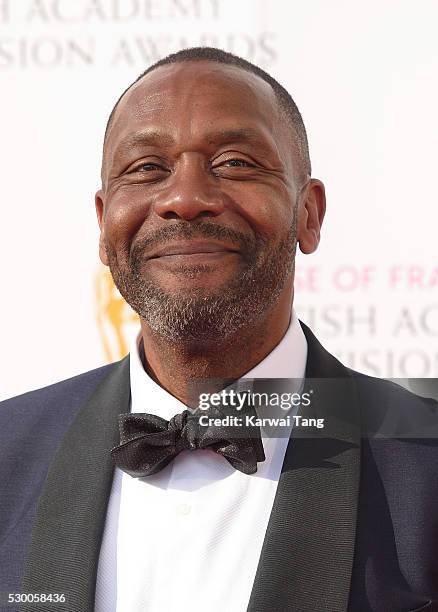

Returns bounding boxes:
[139,292,293,407]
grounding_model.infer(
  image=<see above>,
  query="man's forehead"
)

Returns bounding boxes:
[106,61,281,146]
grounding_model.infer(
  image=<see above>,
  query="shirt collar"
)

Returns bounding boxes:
[129,309,307,420]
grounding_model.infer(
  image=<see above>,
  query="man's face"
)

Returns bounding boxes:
[96,61,318,342]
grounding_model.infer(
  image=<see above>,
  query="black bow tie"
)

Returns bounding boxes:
[111,406,265,477]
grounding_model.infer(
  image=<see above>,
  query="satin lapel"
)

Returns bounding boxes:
[247,322,361,612]
[20,356,130,612]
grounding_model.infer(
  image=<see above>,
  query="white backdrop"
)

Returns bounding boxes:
[1,0,437,399]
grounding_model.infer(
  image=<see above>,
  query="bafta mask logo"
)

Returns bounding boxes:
[95,265,139,362]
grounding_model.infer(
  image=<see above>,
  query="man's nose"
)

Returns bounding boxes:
[153,156,226,221]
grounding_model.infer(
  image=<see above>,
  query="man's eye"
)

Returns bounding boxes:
[131,163,163,172]
[210,157,258,178]
[222,159,254,168]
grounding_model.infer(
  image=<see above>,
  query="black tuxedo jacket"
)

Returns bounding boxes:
[1,323,438,612]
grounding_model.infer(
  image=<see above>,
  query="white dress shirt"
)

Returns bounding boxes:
[94,310,307,612]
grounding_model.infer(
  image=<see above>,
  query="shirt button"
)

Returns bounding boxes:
[177,503,191,516]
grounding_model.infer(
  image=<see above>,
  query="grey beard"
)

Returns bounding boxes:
[106,221,297,343]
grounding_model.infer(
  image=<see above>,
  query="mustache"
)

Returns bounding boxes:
[130,222,258,263]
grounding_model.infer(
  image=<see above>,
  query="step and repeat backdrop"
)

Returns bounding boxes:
[1,0,437,399]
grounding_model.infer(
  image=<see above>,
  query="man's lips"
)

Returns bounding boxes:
[146,240,241,261]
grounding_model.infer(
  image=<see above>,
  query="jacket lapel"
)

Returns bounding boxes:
[20,356,130,612]
[247,322,361,612]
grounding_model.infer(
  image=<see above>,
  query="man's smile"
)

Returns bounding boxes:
[145,240,241,264]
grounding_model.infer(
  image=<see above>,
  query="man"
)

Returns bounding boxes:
[1,47,438,612]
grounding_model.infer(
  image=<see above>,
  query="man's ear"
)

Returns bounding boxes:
[95,189,109,266]
[297,178,326,254]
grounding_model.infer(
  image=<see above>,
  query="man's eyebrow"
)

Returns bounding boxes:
[205,127,270,146]
[112,130,176,158]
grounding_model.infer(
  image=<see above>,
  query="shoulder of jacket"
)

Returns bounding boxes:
[0,357,128,413]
